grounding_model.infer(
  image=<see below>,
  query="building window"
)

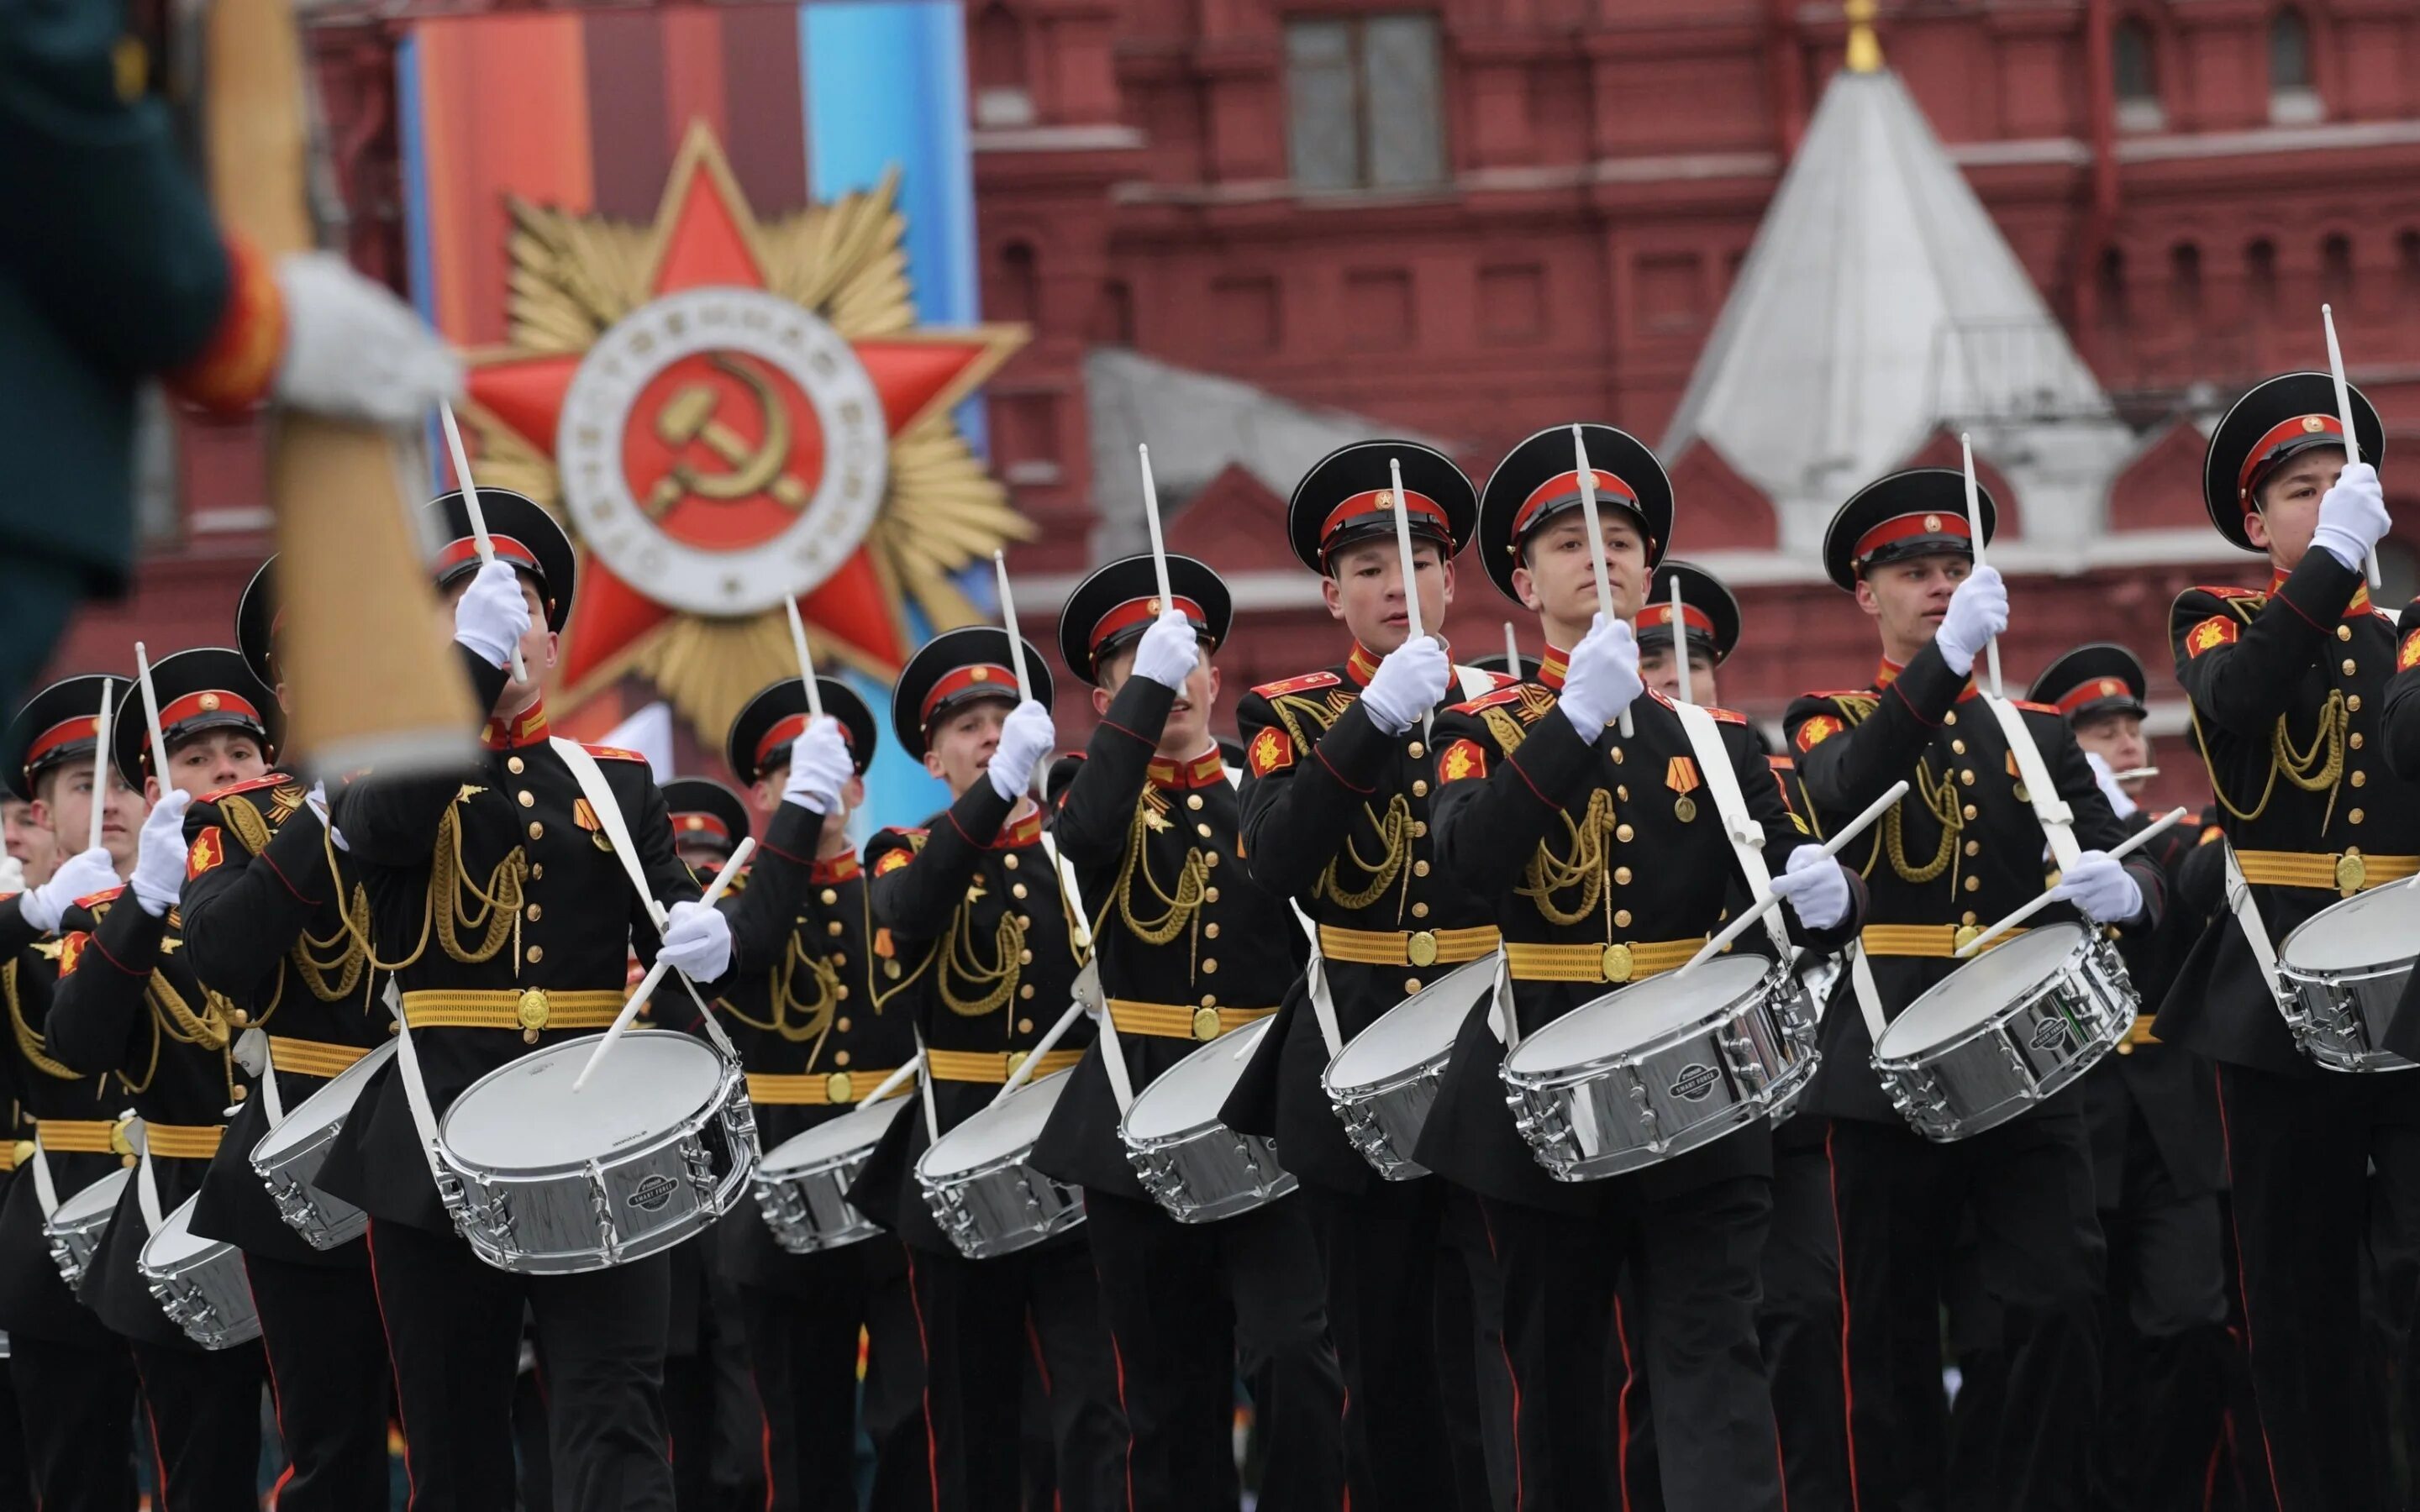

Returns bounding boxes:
[2096,246,2128,330]
[2246,238,2280,313]
[2170,242,2202,318]
[2401,229,2420,300]
[1286,15,1446,192]
[2113,20,2163,132]
[2270,8,2321,124]
[2320,233,2353,301]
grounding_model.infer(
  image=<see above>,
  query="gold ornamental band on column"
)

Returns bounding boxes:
[1317,924,1500,970]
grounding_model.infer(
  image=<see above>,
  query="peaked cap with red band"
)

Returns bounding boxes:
[662,777,754,857]
[1055,553,1234,686]
[727,675,878,787]
[2202,371,2385,553]
[421,488,578,633]
[1821,468,1998,592]
[1477,423,1673,604]
[890,626,1053,760]
[2026,642,2148,724]
[112,647,281,786]
[1,674,133,802]
[1286,440,1477,575]
[1639,559,1740,664]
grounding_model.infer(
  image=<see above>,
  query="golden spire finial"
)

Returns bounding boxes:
[1845,0,1882,74]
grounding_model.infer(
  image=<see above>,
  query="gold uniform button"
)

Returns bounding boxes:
[1612,747,1625,764]
[525,904,542,922]
[1963,876,1980,893]
[1944,711,1958,726]
[2352,771,2368,787]
[1196,822,1213,839]
[1615,866,1633,885]
[834,1051,850,1068]
[1951,739,1966,755]
[1013,883,1028,900]
[529,822,544,840]
[1018,949,1034,965]
[518,790,535,807]
[1192,1007,1221,1041]
[1614,909,1633,927]
[1413,821,1428,838]
[1018,1019,1034,1035]
[825,1073,854,1104]
[1602,943,1634,983]
[1412,780,1430,797]
[1404,978,1423,995]
[1615,824,1634,843]
[1019,984,1035,1000]
[530,864,544,880]
[1962,911,1979,926]
[831,953,846,967]
[2344,659,2359,677]
[885,961,902,979]
[2348,695,2364,712]
[1963,804,1978,821]
[1201,994,1218,1010]
[508,757,525,774]
[232,1084,248,1101]
[1408,741,1426,760]
[2349,808,2365,825]
[1015,914,1031,930]
[827,920,844,937]
[1204,853,1220,869]
[1407,931,1439,968]
[526,945,544,963]
[1186,794,1203,811]
[1204,887,1220,903]
[820,888,839,906]
[1411,901,1430,918]
[2352,732,2366,750]
[835,1017,851,1033]
[1965,840,1981,857]
[1960,770,1975,787]
[1003,854,1019,869]
[2339,624,2354,642]
[834,985,850,1001]
[1413,859,1430,878]
[1205,922,1221,940]
[1202,958,1218,974]
[228,1009,250,1029]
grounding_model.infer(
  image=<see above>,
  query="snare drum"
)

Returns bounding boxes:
[1501,955,1814,1182]
[1123,1020,1297,1224]
[754,1095,908,1254]
[1321,955,1499,1181]
[44,1167,129,1289]
[250,1038,397,1250]
[1871,923,2135,1142]
[138,1194,260,1350]
[915,1071,1084,1261]
[2275,885,2420,1072]
[437,1031,758,1274]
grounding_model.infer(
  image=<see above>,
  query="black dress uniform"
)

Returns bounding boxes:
[709,685,929,1512]
[176,559,394,1512]
[48,653,281,1512]
[0,677,139,1512]
[1222,440,1502,1512]
[1785,470,2160,1512]
[1032,554,1345,1510]
[844,628,1123,1512]
[1423,423,1862,1512]
[313,491,734,1512]
[2159,374,2420,1511]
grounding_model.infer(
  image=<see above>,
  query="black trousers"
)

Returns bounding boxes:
[1757,1131,1849,1510]
[367,1217,674,1512]
[9,1331,136,1511]
[1475,1176,1782,1512]
[1084,1189,1345,1510]
[904,1236,1124,1512]
[1827,1108,2104,1512]
[1437,1189,1514,1512]
[741,1247,930,1512]
[128,1338,264,1512]
[2216,1062,2420,1511]
[248,1252,393,1512]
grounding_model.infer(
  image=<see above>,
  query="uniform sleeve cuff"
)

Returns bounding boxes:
[167,235,286,415]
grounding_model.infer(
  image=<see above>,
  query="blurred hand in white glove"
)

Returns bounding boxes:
[2310,461,2390,575]
[1129,610,1201,692]
[2084,751,2139,822]
[2049,850,2144,924]
[129,791,193,917]
[1934,565,2007,677]
[1769,844,1853,932]
[452,559,530,669]
[1360,635,1447,735]
[1557,614,1643,733]
[21,846,124,932]
[657,899,734,982]
[782,718,854,815]
[986,701,1057,802]
[273,253,463,427]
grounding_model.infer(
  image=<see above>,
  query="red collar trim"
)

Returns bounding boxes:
[482,700,550,751]
[809,853,861,884]
[1538,646,1570,690]
[990,809,1044,850]
[1145,747,1227,790]
[2267,567,2371,616]
[1875,658,1981,701]
[1345,643,1381,687]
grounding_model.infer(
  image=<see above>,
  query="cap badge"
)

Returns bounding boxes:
[198,693,221,711]
[2100,679,2121,696]
[2303,416,2327,433]
[1923,514,1943,533]
[970,666,989,682]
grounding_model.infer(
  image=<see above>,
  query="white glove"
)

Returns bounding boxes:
[781,717,854,815]
[1934,565,2008,676]
[129,791,193,918]
[1556,614,1643,733]
[657,899,734,982]
[986,701,1057,802]
[2084,751,2139,822]
[1769,845,1853,932]
[2048,850,2144,925]
[2310,461,2390,575]
[1360,635,1447,735]
[272,252,463,426]
[1129,610,1201,693]
[452,558,531,669]
[21,846,124,932]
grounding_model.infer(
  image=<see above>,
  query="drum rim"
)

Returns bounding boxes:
[251,1038,397,1161]
[1875,923,2096,1061]
[914,1068,1073,1180]
[45,1167,133,1229]
[1320,953,1501,1095]
[2277,887,2420,982]
[137,1194,229,1271]
[1502,955,1781,1084]
[439,1030,738,1177]
[1121,1021,1273,1143]
[760,1097,907,1176]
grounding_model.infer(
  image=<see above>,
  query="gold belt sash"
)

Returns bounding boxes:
[1318,924,1500,970]
[1860,923,2029,959]
[36,1119,123,1155]
[2233,849,2418,897]
[1107,1000,1276,1043]
[1503,937,1702,985]
[747,1069,907,1107]
[923,1047,1085,1085]
[142,1123,224,1159]
[268,1037,375,1079]
[400,988,624,1033]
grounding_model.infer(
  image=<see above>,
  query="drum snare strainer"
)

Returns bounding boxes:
[754,1095,909,1254]
[915,1070,1084,1260]
[2275,883,2420,1072]
[1122,1018,1296,1224]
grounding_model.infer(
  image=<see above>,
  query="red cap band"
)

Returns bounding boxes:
[672,811,734,843]
[753,711,853,772]
[1637,601,1716,638]
[2054,677,2136,717]
[1512,470,1640,543]
[1088,595,1207,659]
[2238,414,2346,496]
[1852,510,1973,564]
[920,664,1018,726]
[158,690,262,732]
[1318,489,1451,553]
[432,534,543,580]
[24,716,99,772]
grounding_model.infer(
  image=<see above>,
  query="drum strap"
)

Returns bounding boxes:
[124,1117,164,1236]
[2220,843,2290,1013]
[1848,942,1890,1049]
[910,1028,940,1142]
[1034,833,1129,1112]
[1978,695,2081,873]
[234,1025,287,1128]
[386,979,456,1200]
[1671,701,1792,961]
[28,1137,59,1220]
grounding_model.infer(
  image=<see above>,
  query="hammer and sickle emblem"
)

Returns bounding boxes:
[644,354,811,517]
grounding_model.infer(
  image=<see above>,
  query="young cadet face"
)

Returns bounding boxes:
[1639,643,1718,706]
[2072,710,2151,796]
[1092,641,1222,759]
[31,763,146,872]
[923,698,1016,799]
[2245,447,2343,575]
[3,797,57,883]
[1512,512,1649,638]
[1322,538,1452,657]
[147,728,267,803]
[1854,551,1971,666]
[439,570,559,712]
[752,764,865,848]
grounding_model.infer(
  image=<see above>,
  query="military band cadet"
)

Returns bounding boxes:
[0,678,140,1511]
[711,679,932,1512]
[846,627,1123,1512]
[1034,552,1346,1509]
[2024,643,2226,1509]
[164,559,394,1512]
[1634,559,1737,706]
[2160,373,2412,1509]
[1783,470,2161,1511]
[1223,441,1502,1511]
[1421,423,1860,1512]
[45,648,277,1511]
[311,489,738,1511]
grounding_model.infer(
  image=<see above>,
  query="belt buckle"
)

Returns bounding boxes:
[1191,1006,1221,1042]
[1602,942,1634,984]
[1953,924,1981,953]
[825,1071,854,1105]
[1407,929,1439,969]
[109,1117,136,1166]
[516,988,551,1044]
[1005,1051,1028,1081]
[2337,852,2366,897]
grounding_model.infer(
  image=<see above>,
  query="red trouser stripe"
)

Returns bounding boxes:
[2212,1066,2285,1504]
[1823,1123,1864,1512]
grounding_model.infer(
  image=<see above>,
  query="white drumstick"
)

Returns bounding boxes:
[2323,304,2381,588]
[1571,425,1633,739]
[132,643,171,789]
[439,401,528,684]
[574,835,755,1090]
[1139,443,1173,616]
[1677,780,1910,978]
[1390,458,1425,645]
[995,998,1089,1102]
[1668,576,1691,706]
[1955,807,2188,959]
[993,551,1030,703]
[87,681,113,854]
[1503,621,1521,679]
[781,596,823,722]
[1961,433,2002,699]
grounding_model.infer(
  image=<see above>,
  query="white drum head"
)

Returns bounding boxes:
[1880,924,2086,1057]
[2282,884,2420,973]
[50,1167,129,1227]
[253,1039,397,1163]
[923,1070,1071,1177]
[443,1032,724,1172]
[761,1096,907,1174]
[140,1195,217,1268]
[1505,955,1769,1076]
[1326,954,1499,1089]
[1124,1020,1270,1142]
